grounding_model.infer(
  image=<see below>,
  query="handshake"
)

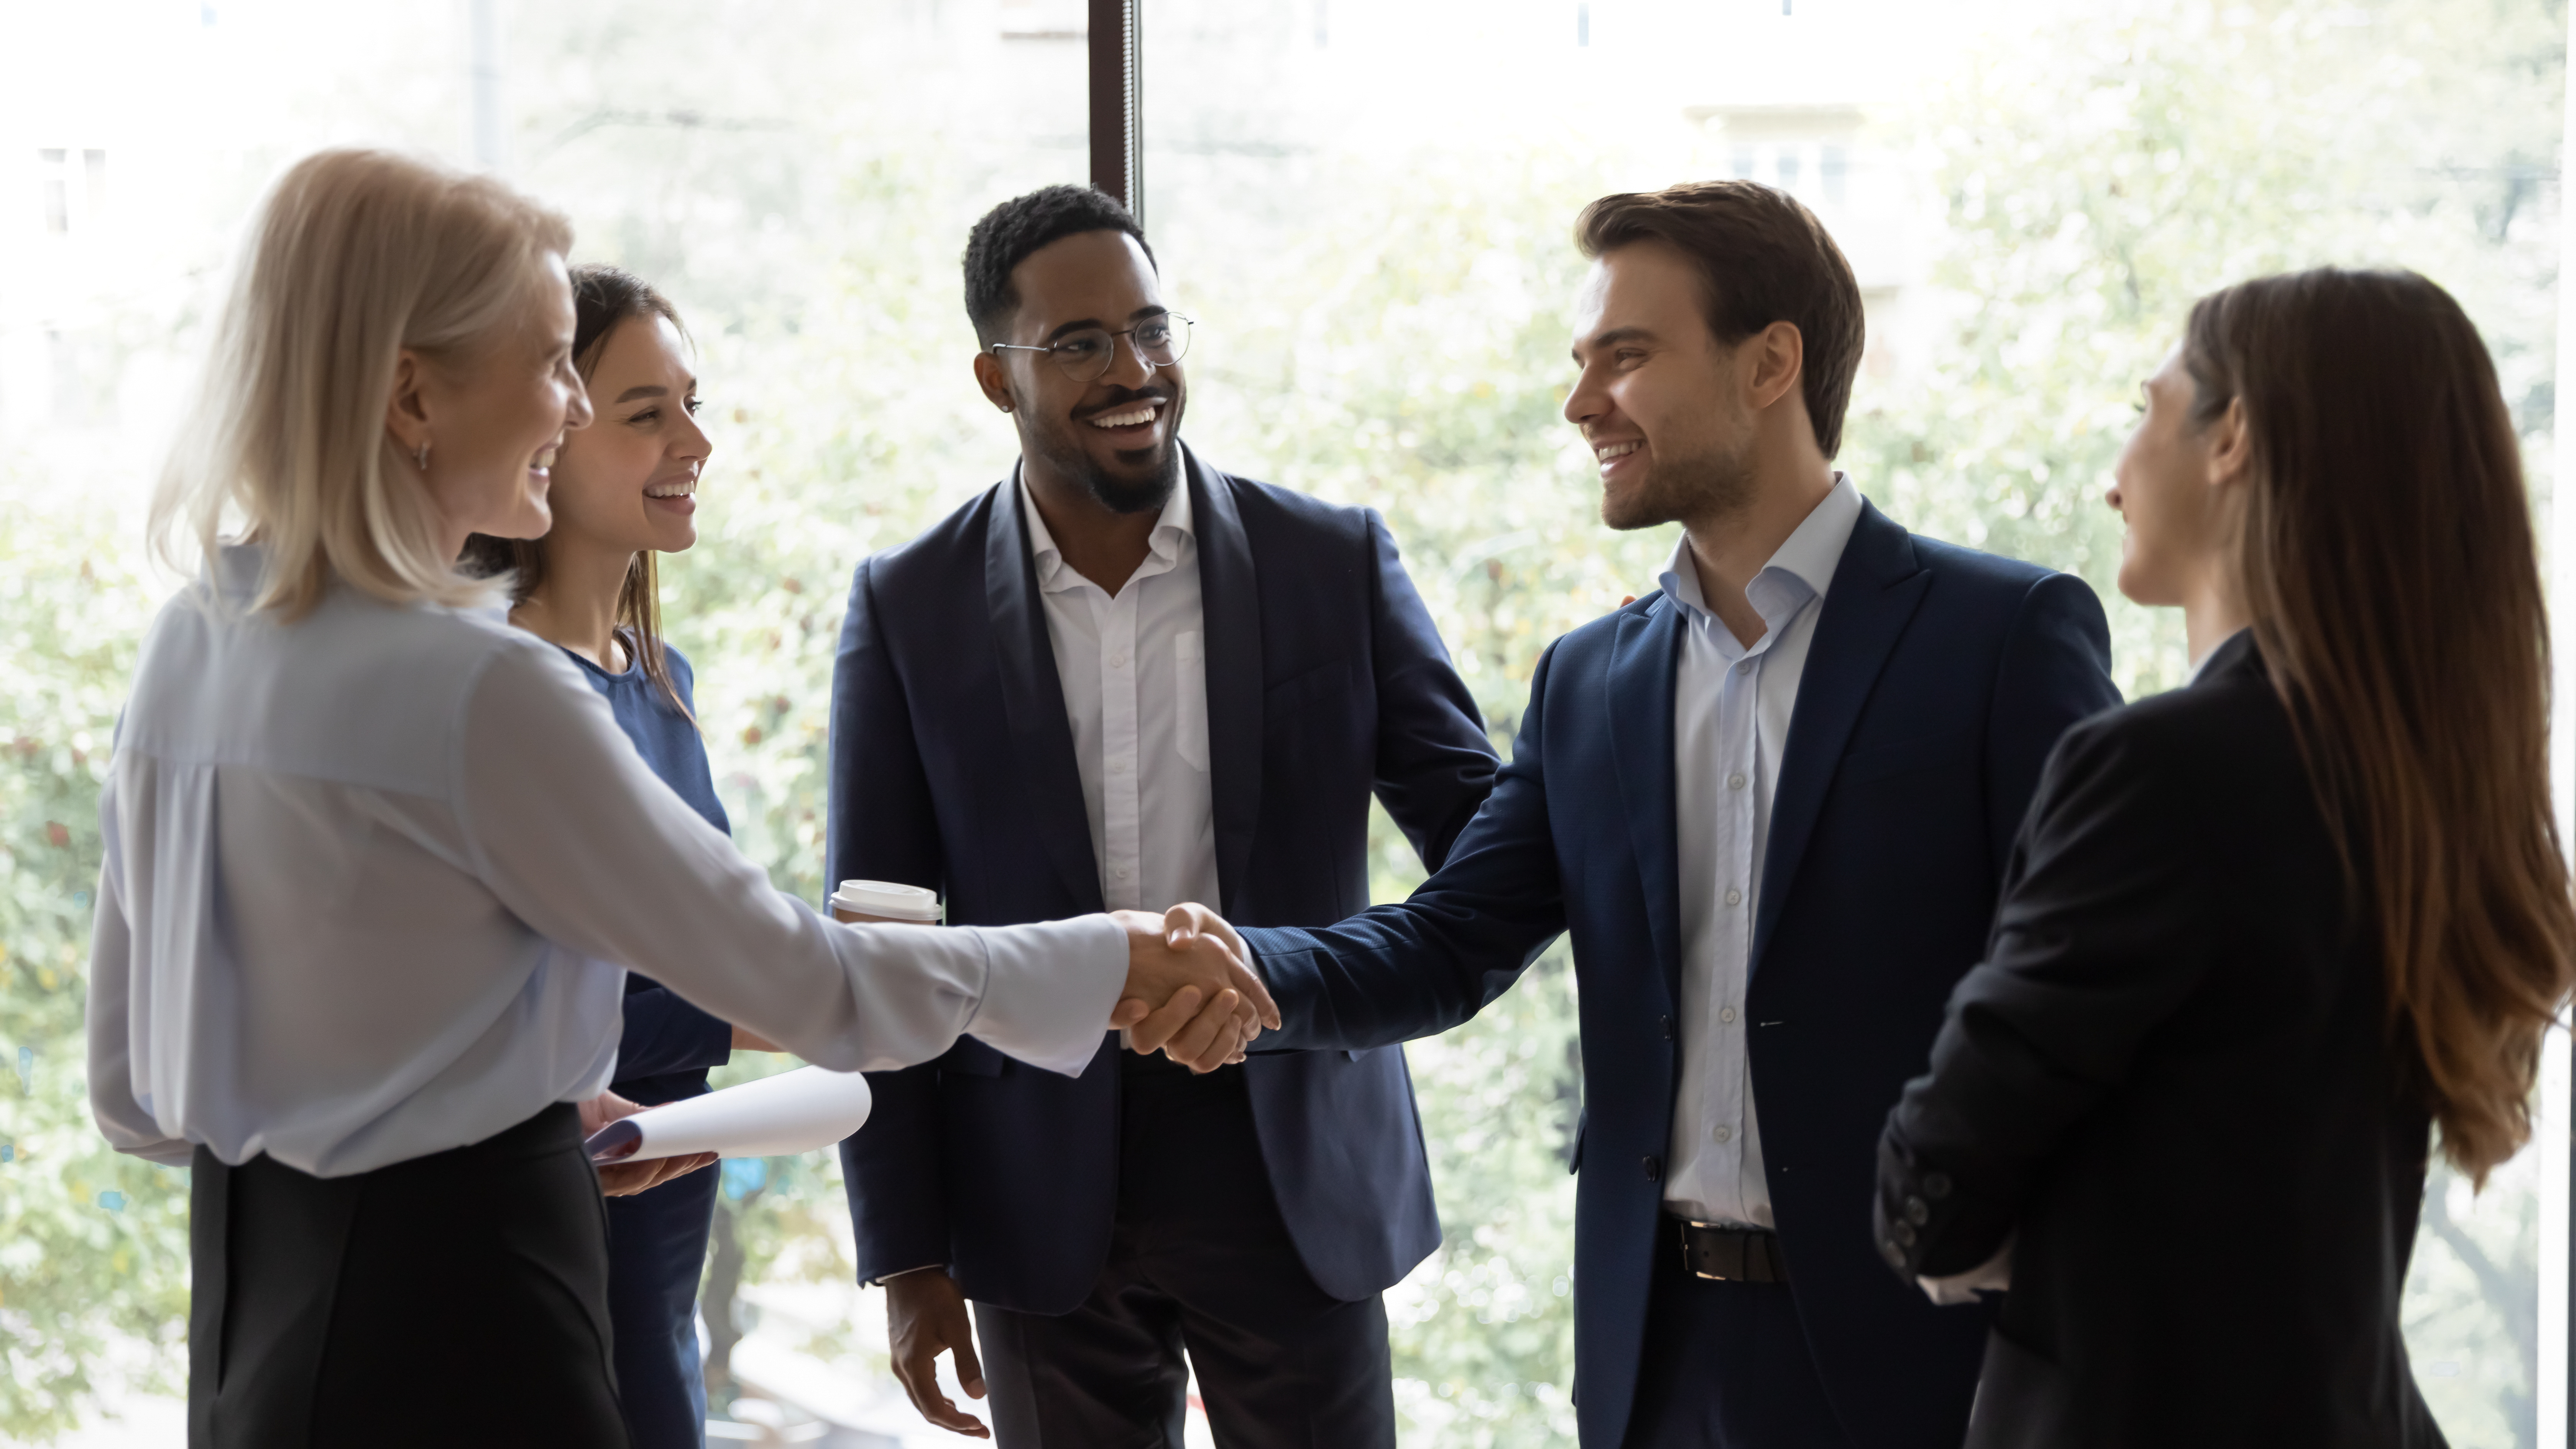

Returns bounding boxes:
[1107,903,1271,1073]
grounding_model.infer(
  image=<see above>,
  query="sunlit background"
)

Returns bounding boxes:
[2,0,2564,1444]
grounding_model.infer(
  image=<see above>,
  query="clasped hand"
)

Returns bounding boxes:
[1106,903,1275,1072]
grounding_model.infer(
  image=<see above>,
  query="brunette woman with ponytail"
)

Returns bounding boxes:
[1874,267,2576,1447]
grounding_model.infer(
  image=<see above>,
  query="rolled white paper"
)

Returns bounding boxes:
[585,1066,873,1164]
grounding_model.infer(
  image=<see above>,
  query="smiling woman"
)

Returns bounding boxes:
[463,267,763,1449]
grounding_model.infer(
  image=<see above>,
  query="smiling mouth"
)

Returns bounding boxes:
[1595,440,1643,463]
[645,479,696,499]
[1086,399,1163,430]
[529,443,560,475]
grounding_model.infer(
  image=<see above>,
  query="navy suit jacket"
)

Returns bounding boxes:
[829,449,1499,1313]
[1239,500,2120,1449]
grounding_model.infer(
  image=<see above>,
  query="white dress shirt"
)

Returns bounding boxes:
[1020,474,1223,914]
[85,544,1126,1178]
[1661,473,1865,1227]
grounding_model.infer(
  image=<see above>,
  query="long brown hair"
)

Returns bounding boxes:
[2184,268,2576,1181]
[462,264,693,723]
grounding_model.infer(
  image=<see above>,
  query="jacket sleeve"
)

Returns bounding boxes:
[1361,509,1500,873]
[1242,639,1569,1051]
[826,555,957,1281]
[1876,712,2216,1280]
[1983,570,2122,876]
[612,983,735,1083]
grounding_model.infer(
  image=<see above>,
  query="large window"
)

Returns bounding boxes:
[3,2,2564,1445]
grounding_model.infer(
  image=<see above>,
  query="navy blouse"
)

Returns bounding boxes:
[563,637,736,1106]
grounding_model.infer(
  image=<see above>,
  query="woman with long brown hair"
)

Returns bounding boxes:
[462,265,758,1449]
[1873,266,2576,1446]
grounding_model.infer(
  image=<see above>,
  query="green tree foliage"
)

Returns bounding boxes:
[0,479,188,1436]
[4,1,2566,1443]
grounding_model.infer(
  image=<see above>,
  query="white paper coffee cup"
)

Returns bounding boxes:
[829,880,943,925]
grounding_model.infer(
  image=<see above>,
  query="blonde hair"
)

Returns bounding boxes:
[151,148,574,616]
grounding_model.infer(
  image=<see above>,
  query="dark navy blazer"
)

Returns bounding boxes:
[1239,501,2121,1449]
[829,449,1499,1313]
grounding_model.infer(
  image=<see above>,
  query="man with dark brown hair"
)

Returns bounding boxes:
[1170,180,2124,1446]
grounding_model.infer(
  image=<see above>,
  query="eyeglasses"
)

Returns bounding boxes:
[991,313,1193,382]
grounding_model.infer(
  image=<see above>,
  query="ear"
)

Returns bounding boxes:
[2204,396,2251,492]
[972,349,1017,414]
[385,348,433,456]
[1744,320,1805,412]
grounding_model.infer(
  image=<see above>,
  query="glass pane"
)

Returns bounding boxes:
[6,1,1089,1442]
[1145,1,2558,1444]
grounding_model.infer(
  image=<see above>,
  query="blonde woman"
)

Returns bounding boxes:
[84,149,1270,1446]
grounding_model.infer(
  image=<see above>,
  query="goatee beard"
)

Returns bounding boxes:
[1074,441,1182,516]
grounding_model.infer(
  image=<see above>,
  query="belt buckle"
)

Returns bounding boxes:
[1681,1217,1738,1281]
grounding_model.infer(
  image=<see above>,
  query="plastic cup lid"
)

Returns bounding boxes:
[830,879,943,922]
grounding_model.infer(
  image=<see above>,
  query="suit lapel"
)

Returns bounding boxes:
[983,470,1107,913]
[1188,450,1264,915]
[1607,598,1685,1007]
[1751,500,1930,971]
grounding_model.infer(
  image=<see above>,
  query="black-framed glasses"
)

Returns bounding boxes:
[991,313,1193,382]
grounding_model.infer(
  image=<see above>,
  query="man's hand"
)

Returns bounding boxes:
[886,1267,989,1438]
[730,1024,783,1052]
[578,1090,719,1196]
[1110,905,1278,1072]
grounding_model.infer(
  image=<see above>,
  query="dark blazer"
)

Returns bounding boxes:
[1876,630,2443,1448]
[828,448,1498,1313]
[1237,499,2121,1449]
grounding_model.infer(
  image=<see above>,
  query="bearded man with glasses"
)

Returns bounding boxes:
[826,184,1497,1447]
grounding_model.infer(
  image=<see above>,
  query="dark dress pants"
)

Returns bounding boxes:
[605,1155,718,1449]
[605,1071,720,1449]
[1621,1238,1851,1448]
[971,1058,1396,1449]
[188,1102,629,1449]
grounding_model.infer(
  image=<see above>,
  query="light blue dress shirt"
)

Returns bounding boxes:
[1658,474,1865,1228]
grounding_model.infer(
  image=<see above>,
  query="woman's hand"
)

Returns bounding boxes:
[730,1024,784,1052]
[578,1089,719,1196]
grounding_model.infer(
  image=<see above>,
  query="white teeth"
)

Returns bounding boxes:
[531,447,558,470]
[1088,404,1158,429]
[644,480,696,498]
[1595,440,1643,462]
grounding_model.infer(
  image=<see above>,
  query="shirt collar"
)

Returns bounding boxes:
[1656,472,1866,640]
[1018,465,1196,593]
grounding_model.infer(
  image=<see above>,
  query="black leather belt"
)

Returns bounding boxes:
[1671,1216,1790,1284]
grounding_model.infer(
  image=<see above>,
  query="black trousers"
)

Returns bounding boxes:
[972,1060,1396,1449]
[1621,1237,1850,1448]
[188,1102,629,1449]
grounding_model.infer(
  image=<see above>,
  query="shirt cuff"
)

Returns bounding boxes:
[1918,1233,2014,1304]
[957,915,1128,1078]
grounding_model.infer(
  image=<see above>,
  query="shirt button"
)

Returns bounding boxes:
[1728,772,1746,790]
[1724,888,1742,907]
[1112,866,1130,880]
[1713,1125,1733,1144]
[1719,1006,1737,1025]
[1642,1155,1662,1181]
[1108,652,1129,669]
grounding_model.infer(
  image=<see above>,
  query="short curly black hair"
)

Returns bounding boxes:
[963,184,1156,346]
